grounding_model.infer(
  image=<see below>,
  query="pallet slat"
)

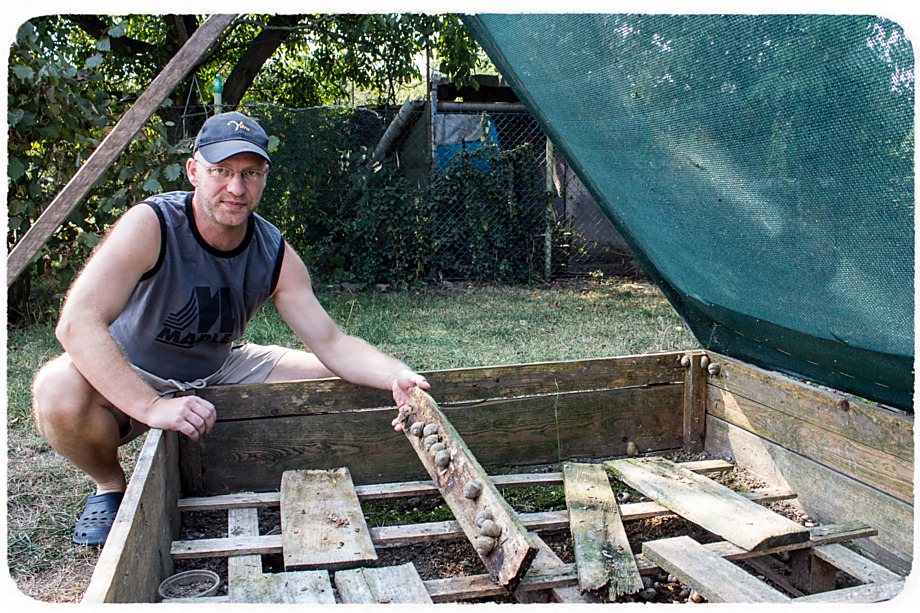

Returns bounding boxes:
[605,456,810,551]
[563,462,642,596]
[280,468,376,571]
[334,563,432,604]
[811,543,903,584]
[398,388,538,589]
[227,506,261,581]
[643,536,792,603]
[230,570,336,603]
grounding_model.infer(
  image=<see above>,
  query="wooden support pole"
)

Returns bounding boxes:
[7,14,237,286]
[398,388,538,590]
[682,352,707,452]
[789,548,838,594]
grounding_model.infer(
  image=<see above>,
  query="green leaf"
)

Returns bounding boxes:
[8,156,27,181]
[84,53,104,70]
[163,163,183,182]
[95,37,111,52]
[11,64,34,81]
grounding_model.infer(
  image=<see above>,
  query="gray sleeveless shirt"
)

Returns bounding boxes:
[109,191,285,380]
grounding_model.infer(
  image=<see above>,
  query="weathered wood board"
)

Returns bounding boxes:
[227,506,261,582]
[793,581,906,603]
[643,536,792,603]
[705,414,913,572]
[514,533,599,603]
[605,457,809,551]
[334,563,432,604]
[681,352,707,452]
[280,468,377,570]
[811,543,903,585]
[398,388,538,589]
[230,570,336,603]
[563,462,642,596]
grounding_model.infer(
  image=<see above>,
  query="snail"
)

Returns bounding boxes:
[463,481,483,499]
[474,535,495,555]
[700,355,710,369]
[475,509,493,527]
[434,449,451,467]
[616,492,631,504]
[707,362,721,375]
[423,423,439,437]
[479,519,502,538]
[626,441,639,457]
[680,355,690,368]
[428,442,446,456]
[408,422,424,437]
[423,434,439,450]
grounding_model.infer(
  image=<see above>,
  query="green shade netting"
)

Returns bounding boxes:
[465,14,914,410]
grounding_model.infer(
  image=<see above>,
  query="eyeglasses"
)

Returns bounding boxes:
[195,160,268,184]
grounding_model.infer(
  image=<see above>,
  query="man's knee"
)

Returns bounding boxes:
[32,355,99,433]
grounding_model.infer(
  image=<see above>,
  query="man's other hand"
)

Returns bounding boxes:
[147,396,217,441]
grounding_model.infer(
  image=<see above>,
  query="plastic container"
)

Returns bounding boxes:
[158,569,221,600]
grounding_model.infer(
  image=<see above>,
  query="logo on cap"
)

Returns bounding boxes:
[228,120,251,132]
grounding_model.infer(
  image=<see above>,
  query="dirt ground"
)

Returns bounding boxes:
[171,450,838,604]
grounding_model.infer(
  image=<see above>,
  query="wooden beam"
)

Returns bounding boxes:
[227,506,261,582]
[83,429,180,603]
[279,468,376,571]
[682,352,707,452]
[811,543,903,584]
[230,570,336,603]
[514,533,599,603]
[563,462,642,596]
[643,536,792,603]
[793,581,905,603]
[398,388,538,589]
[7,14,238,286]
[789,548,838,594]
[605,457,810,551]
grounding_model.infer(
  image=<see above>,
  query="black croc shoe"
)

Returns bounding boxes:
[73,492,124,546]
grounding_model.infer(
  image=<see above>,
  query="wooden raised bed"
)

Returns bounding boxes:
[81,350,912,603]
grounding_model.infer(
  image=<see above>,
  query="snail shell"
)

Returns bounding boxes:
[479,519,502,538]
[428,442,446,455]
[434,449,450,467]
[474,536,495,555]
[626,441,639,457]
[475,509,493,527]
[700,355,710,368]
[408,422,424,437]
[423,423,439,437]
[680,355,690,368]
[707,362,721,375]
[423,434,439,450]
[616,491,631,504]
[463,481,483,499]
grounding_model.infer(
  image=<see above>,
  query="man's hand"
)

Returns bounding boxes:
[391,369,430,432]
[145,396,217,441]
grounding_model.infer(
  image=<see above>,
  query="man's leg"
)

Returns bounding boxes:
[264,349,335,382]
[32,354,129,495]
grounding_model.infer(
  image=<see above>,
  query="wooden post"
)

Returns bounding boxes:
[7,14,237,286]
[789,549,838,595]
[682,352,707,452]
[399,388,539,590]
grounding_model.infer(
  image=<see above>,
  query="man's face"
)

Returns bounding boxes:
[187,152,269,230]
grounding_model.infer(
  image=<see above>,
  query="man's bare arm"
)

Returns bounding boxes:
[271,241,429,416]
[55,204,215,440]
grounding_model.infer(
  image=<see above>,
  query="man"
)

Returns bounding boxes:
[31,112,429,546]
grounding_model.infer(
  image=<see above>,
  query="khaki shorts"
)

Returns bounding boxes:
[119,343,291,444]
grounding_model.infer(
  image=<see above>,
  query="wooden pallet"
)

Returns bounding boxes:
[163,454,902,604]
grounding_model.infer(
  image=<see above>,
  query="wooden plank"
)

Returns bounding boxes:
[789,548,837,594]
[605,456,809,551]
[425,563,579,602]
[709,384,913,503]
[230,570,335,603]
[397,388,538,589]
[227,506,261,582]
[811,543,903,584]
[705,415,913,572]
[194,353,687,421]
[709,354,913,462]
[176,458,734,510]
[83,429,180,603]
[643,536,792,603]
[794,580,905,603]
[682,352,707,452]
[563,462,642,596]
[334,563,432,604]
[280,468,376,571]
[7,14,238,285]
[183,384,683,495]
[171,490,810,561]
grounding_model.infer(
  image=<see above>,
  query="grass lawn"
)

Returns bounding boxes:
[5,278,700,602]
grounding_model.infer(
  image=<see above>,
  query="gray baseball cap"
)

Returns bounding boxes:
[194,112,271,163]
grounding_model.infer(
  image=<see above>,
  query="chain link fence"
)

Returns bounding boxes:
[190,102,639,285]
